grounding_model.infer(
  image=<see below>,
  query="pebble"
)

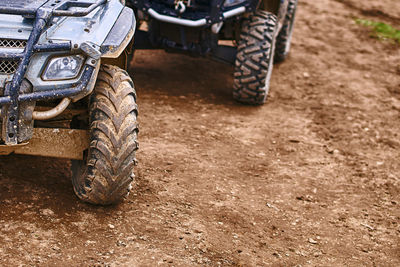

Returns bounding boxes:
[308,238,318,244]
[273,252,282,258]
[116,240,127,247]
[361,223,374,231]
[40,209,54,216]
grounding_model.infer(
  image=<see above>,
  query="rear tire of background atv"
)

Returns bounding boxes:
[71,65,139,205]
[274,0,298,63]
[233,11,278,105]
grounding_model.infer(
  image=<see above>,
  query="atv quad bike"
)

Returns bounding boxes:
[128,0,298,105]
[0,0,138,205]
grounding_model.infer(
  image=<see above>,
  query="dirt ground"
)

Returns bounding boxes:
[1,0,400,266]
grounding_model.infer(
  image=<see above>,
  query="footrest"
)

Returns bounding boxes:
[0,128,89,160]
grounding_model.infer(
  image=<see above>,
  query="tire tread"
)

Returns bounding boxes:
[233,11,278,105]
[72,65,139,205]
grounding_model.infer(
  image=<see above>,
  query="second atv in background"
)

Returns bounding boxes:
[128,0,298,105]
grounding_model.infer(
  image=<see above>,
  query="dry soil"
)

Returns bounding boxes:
[1,0,400,266]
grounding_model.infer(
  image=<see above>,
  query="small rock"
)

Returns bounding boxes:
[313,251,322,257]
[361,223,374,231]
[40,209,54,216]
[308,238,318,244]
[266,203,279,211]
[326,147,334,154]
[272,252,282,258]
[108,224,115,229]
[296,250,307,256]
[116,240,127,247]
[391,100,400,111]
[126,236,136,242]
[303,72,310,78]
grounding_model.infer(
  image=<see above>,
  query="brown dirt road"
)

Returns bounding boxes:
[1,0,400,266]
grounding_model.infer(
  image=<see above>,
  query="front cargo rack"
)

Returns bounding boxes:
[0,0,107,17]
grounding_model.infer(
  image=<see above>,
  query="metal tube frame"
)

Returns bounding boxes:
[133,0,257,27]
[146,6,247,27]
[0,1,103,144]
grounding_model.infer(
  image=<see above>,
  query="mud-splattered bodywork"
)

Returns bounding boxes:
[0,0,135,145]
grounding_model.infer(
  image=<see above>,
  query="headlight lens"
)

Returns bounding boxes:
[223,0,246,7]
[42,55,84,81]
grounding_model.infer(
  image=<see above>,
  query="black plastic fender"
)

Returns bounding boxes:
[100,7,136,58]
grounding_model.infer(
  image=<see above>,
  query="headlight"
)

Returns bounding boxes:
[223,0,246,7]
[42,55,84,81]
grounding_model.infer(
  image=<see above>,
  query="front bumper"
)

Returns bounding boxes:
[0,64,95,105]
[146,6,246,27]
[133,0,259,27]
